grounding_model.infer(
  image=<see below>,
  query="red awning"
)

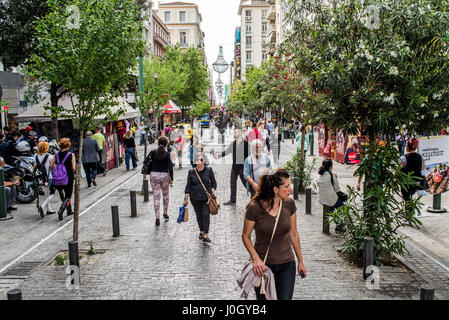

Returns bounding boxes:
[149,99,181,114]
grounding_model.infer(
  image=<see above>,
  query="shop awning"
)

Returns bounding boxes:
[149,99,181,114]
[15,95,140,122]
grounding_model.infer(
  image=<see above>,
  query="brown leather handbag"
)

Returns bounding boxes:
[194,168,220,215]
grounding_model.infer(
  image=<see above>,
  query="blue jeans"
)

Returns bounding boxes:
[140,133,146,146]
[82,162,97,185]
[330,198,345,212]
[125,147,137,170]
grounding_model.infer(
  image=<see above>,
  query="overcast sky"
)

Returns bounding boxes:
[155,0,241,94]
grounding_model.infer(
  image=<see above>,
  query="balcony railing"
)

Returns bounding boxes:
[267,5,276,21]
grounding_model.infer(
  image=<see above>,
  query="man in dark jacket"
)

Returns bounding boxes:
[213,128,250,205]
[0,131,20,164]
[81,131,100,187]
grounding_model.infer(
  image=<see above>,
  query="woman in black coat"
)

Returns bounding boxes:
[184,151,217,243]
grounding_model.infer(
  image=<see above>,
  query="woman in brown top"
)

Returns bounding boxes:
[242,168,306,300]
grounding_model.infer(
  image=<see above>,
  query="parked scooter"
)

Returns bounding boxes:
[3,157,38,204]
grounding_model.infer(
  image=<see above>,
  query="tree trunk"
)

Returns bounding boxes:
[49,83,60,140]
[300,124,306,163]
[73,131,83,242]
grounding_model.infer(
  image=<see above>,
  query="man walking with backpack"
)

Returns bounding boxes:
[50,138,76,221]
[34,141,55,217]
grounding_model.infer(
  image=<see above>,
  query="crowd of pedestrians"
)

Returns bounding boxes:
[2,113,430,301]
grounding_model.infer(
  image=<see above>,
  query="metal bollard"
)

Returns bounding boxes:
[322,205,330,234]
[130,191,137,217]
[427,193,448,213]
[305,188,312,214]
[68,241,80,284]
[111,205,120,237]
[143,179,149,202]
[293,177,298,200]
[7,289,22,300]
[310,134,314,156]
[420,285,435,300]
[363,237,374,280]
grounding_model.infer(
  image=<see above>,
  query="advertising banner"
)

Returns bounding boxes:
[418,136,449,194]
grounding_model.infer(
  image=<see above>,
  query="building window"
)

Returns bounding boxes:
[246,51,252,61]
[180,31,187,46]
[164,11,171,23]
[263,53,268,60]
[179,11,186,22]
[262,23,268,35]
[245,10,251,20]
[246,36,252,49]
[262,10,267,19]
[246,24,252,34]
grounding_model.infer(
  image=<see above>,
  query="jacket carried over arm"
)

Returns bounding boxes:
[316,171,340,207]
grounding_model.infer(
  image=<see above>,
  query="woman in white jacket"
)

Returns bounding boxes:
[316,159,345,233]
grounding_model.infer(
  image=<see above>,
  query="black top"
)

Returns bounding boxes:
[148,149,174,181]
[220,139,250,167]
[401,152,423,180]
[56,150,74,180]
[184,166,217,201]
[124,138,136,148]
[0,137,19,164]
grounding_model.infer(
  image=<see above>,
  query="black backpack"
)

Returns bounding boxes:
[34,154,49,184]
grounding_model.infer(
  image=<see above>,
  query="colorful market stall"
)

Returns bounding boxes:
[15,95,140,170]
[149,99,181,128]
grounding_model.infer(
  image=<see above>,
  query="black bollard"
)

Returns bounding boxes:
[310,134,314,156]
[7,289,22,300]
[143,179,149,202]
[68,241,80,285]
[111,205,120,237]
[305,188,312,214]
[293,177,298,200]
[363,237,374,280]
[420,285,435,300]
[322,205,330,234]
[130,191,137,217]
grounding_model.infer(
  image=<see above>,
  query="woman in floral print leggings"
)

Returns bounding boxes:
[148,136,174,226]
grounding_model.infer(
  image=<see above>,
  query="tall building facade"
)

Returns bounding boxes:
[238,0,271,79]
[266,0,290,54]
[152,9,170,58]
[234,27,242,81]
[156,1,206,62]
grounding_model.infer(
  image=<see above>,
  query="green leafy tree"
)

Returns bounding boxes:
[0,0,49,70]
[27,0,144,241]
[284,0,449,263]
[189,100,211,118]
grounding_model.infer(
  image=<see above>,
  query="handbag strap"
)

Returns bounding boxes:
[263,199,282,264]
[194,168,209,196]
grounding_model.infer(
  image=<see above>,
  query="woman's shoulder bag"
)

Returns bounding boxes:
[194,168,220,215]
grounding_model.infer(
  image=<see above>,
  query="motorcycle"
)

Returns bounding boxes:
[148,125,157,144]
[3,157,38,204]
